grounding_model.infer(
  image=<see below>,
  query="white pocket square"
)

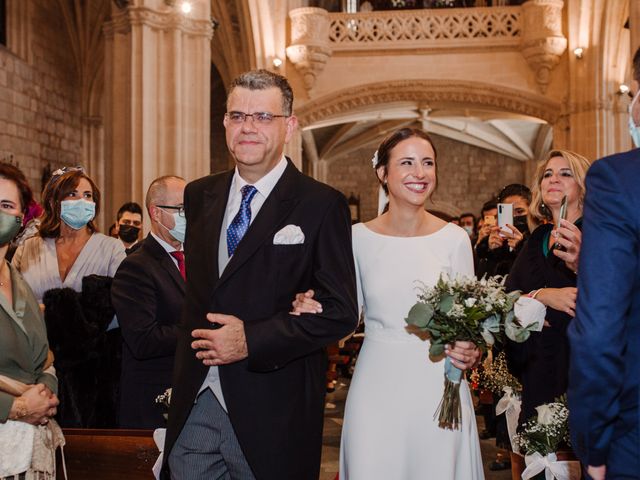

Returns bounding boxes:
[273,224,305,245]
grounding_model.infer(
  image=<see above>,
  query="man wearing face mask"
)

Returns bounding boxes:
[111,176,187,429]
[114,202,143,254]
[568,47,640,480]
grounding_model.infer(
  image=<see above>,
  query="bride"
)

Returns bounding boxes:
[293,128,484,479]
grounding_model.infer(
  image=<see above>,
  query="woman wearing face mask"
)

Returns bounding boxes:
[477,183,531,280]
[12,168,126,427]
[0,163,63,479]
[12,168,125,302]
[505,150,591,430]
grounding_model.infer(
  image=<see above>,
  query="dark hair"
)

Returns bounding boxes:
[480,199,498,216]
[229,69,294,116]
[374,127,438,195]
[498,183,531,204]
[633,47,640,84]
[39,170,101,238]
[117,202,143,221]
[0,163,34,214]
[459,212,476,223]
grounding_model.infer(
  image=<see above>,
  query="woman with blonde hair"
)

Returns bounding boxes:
[505,149,592,425]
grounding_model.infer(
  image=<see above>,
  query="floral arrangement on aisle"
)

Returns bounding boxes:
[405,274,544,430]
[481,351,522,451]
[153,388,172,479]
[513,396,581,480]
[480,351,521,395]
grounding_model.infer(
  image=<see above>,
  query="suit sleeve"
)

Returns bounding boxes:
[244,194,359,372]
[568,158,638,466]
[112,258,179,360]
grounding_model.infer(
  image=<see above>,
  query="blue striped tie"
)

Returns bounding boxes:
[227,185,258,256]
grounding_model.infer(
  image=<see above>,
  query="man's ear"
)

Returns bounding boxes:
[284,115,299,144]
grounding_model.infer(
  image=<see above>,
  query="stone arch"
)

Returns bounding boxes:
[296,79,562,128]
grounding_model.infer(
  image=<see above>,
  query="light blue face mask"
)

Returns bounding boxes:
[629,90,640,148]
[60,199,95,230]
[159,210,187,243]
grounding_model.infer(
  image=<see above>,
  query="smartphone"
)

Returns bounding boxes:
[553,195,568,250]
[497,203,513,234]
[484,215,497,227]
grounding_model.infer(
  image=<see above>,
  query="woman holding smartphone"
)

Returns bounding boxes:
[505,149,591,426]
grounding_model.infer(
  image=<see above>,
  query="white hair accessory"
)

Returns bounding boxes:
[371,150,379,169]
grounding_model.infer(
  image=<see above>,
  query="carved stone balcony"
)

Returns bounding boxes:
[287,1,566,92]
[328,6,522,51]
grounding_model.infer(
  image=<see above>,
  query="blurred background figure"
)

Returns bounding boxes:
[12,167,126,427]
[459,212,477,244]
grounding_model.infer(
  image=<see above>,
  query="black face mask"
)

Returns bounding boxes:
[118,224,140,243]
[513,215,529,235]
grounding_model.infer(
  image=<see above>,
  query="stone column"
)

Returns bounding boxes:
[286,7,332,92]
[520,0,567,93]
[103,0,213,223]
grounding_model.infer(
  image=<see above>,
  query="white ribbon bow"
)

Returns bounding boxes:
[152,428,166,479]
[495,386,522,452]
[522,452,581,480]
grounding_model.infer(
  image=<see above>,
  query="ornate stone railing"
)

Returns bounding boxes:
[287,0,566,93]
[328,6,521,51]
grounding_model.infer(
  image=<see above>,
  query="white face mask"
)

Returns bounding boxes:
[628,89,640,148]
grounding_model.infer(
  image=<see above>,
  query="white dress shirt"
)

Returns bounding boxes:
[199,156,288,410]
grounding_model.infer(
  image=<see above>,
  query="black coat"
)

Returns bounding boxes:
[163,161,358,480]
[43,275,119,428]
[505,222,579,424]
[111,234,184,429]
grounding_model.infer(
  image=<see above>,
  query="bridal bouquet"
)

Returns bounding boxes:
[513,397,580,480]
[405,274,544,429]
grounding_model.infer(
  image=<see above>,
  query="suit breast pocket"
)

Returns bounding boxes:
[269,244,308,283]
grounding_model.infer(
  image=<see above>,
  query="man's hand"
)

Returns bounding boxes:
[587,465,606,480]
[191,313,248,366]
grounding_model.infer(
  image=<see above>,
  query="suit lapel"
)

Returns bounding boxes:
[201,171,234,287]
[216,161,300,289]
[143,235,186,293]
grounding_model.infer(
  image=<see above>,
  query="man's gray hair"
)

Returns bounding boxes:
[228,69,294,116]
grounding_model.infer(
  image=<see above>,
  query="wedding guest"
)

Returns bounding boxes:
[112,176,186,429]
[12,167,126,427]
[293,128,483,479]
[0,162,62,479]
[477,183,531,279]
[567,47,640,480]
[505,150,591,426]
[459,212,476,243]
[113,201,143,253]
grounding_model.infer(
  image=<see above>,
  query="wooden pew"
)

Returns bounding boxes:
[57,429,158,479]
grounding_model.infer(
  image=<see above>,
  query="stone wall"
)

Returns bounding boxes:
[324,133,526,222]
[0,0,82,197]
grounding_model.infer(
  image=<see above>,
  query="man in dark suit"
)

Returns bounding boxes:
[112,175,187,429]
[164,70,358,479]
[568,47,640,480]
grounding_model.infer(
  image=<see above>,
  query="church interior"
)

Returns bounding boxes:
[0,0,637,478]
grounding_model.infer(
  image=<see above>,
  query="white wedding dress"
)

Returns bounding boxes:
[339,223,484,480]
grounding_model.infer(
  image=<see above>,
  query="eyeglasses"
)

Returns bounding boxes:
[225,111,289,125]
[157,205,185,217]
